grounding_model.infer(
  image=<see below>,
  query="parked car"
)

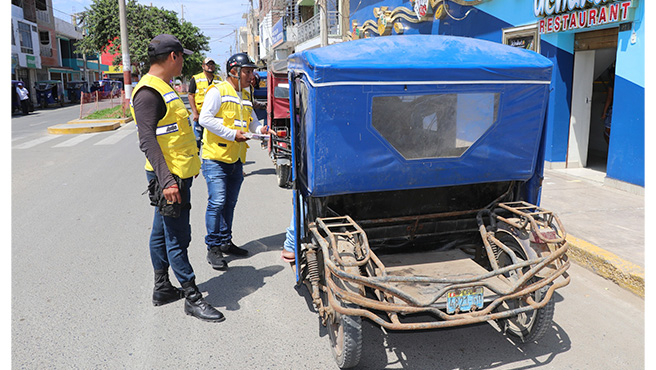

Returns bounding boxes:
[286,34,570,368]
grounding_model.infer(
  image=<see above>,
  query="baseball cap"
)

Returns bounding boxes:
[148,34,193,57]
[203,57,216,65]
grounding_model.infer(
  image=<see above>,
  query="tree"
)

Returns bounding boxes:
[76,0,211,78]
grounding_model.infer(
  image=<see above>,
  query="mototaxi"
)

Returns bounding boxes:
[35,80,65,108]
[267,60,292,188]
[286,35,570,368]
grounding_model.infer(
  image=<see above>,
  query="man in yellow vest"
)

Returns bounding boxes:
[188,57,222,148]
[132,34,224,322]
[198,53,272,269]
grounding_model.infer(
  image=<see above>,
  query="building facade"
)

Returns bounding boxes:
[12,0,112,102]
[12,0,41,99]
[252,0,349,66]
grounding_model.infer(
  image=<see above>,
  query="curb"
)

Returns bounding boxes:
[47,117,133,134]
[566,235,645,298]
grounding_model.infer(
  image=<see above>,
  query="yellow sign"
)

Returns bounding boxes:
[108,65,123,73]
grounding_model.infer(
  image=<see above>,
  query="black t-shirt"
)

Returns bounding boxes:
[133,86,178,188]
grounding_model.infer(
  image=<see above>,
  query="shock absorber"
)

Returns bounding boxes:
[306,248,325,320]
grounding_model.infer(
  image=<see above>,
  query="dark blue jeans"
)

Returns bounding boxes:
[146,171,195,284]
[201,159,244,249]
[193,120,203,149]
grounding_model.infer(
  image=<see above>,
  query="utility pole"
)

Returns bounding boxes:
[181,5,185,23]
[118,0,133,102]
[318,0,328,47]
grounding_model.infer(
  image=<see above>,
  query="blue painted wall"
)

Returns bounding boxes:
[607,3,645,186]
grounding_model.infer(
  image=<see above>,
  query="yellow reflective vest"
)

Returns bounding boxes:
[131,74,201,179]
[201,81,254,164]
[191,72,222,112]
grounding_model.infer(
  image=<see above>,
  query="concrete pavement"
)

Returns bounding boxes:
[540,167,645,297]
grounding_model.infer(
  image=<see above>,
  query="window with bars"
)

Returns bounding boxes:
[40,31,50,45]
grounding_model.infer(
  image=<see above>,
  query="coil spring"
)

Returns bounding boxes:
[306,249,320,283]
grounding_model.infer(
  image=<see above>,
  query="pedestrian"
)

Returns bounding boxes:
[249,73,267,111]
[282,215,295,262]
[131,34,224,322]
[16,82,30,115]
[188,57,223,149]
[198,53,273,270]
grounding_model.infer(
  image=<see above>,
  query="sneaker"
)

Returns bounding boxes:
[219,241,249,257]
[207,246,228,270]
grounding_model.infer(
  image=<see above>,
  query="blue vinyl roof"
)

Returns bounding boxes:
[288,35,553,85]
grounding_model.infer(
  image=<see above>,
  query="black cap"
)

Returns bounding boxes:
[148,34,192,57]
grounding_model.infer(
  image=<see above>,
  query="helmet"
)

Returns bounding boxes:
[226,53,257,77]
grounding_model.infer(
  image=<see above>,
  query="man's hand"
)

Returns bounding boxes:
[162,185,181,204]
[260,125,277,136]
[192,111,199,122]
[235,130,250,142]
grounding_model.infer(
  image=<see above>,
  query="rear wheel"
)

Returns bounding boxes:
[322,235,363,368]
[495,234,554,343]
[328,303,362,369]
[276,164,291,188]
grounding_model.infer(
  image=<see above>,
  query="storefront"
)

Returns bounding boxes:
[350,0,644,190]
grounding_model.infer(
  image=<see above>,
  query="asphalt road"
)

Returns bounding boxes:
[10,105,645,369]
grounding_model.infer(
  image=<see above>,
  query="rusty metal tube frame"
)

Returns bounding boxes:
[307,203,571,330]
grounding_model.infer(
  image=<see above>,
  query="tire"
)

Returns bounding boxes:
[322,236,363,368]
[327,303,362,369]
[495,234,555,343]
[276,164,291,188]
[496,279,554,343]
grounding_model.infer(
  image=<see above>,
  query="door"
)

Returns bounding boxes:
[567,50,595,168]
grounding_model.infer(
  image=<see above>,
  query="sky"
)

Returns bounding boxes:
[51,0,254,71]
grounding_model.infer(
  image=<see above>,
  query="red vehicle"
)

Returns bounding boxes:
[266,60,292,187]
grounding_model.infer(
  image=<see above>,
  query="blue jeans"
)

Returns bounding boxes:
[202,159,244,249]
[146,171,195,284]
[193,120,203,149]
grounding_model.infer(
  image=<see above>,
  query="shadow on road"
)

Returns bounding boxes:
[198,233,287,311]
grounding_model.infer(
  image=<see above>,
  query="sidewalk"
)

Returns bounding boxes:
[540,167,645,297]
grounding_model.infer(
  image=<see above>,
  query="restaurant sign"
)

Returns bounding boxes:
[534,0,637,34]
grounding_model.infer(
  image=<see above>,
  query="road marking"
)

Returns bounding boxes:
[94,129,136,145]
[53,133,100,147]
[14,136,59,149]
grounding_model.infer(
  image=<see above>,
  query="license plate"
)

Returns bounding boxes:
[446,287,484,314]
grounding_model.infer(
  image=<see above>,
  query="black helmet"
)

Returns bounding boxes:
[226,53,257,76]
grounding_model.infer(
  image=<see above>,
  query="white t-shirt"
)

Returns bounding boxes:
[16,87,29,101]
[198,85,264,141]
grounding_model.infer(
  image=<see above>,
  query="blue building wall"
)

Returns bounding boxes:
[606,4,644,186]
[349,0,644,187]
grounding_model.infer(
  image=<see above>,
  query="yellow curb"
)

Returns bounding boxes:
[47,117,133,134]
[566,235,644,297]
[67,117,133,125]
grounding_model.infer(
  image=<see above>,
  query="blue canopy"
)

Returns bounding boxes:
[288,35,553,197]
[289,35,553,85]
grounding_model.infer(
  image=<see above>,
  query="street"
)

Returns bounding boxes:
[11,107,644,369]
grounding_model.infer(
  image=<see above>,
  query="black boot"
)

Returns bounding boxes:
[181,280,225,323]
[152,269,184,306]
